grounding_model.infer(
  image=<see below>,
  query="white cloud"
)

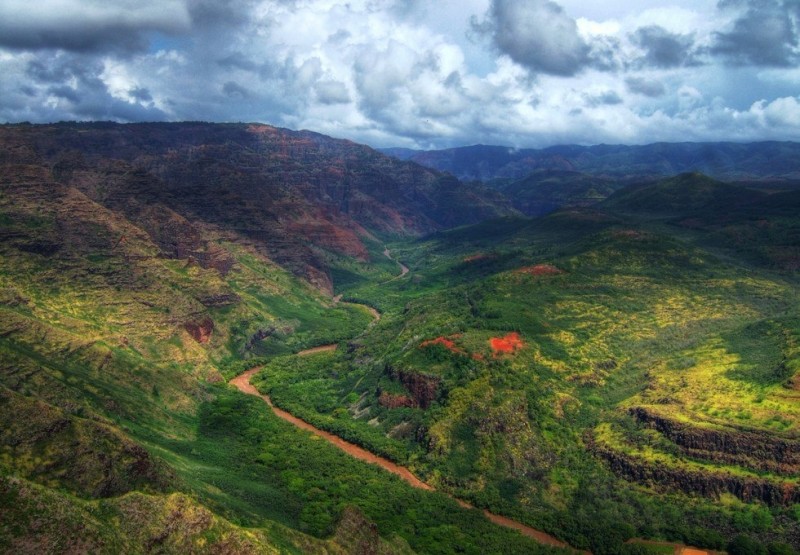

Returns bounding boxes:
[754,96,800,128]
[0,0,799,148]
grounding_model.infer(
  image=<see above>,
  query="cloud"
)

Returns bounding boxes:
[188,0,255,29]
[712,0,800,66]
[473,0,591,76]
[0,0,191,53]
[315,80,351,104]
[752,95,800,127]
[625,76,667,97]
[0,51,168,122]
[632,25,702,68]
[1,0,800,149]
[222,81,250,98]
[584,90,624,107]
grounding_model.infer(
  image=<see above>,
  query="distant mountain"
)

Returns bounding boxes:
[601,172,800,270]
[490,169,627,217]
[1,122,514,292]
[376,147,421,161]
[380,141,800,184]
[601,172,762,215]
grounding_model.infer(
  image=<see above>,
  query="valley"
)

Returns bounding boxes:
[1,122,799,555]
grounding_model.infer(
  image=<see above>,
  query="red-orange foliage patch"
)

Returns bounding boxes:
[516,264,563,276]
[490,332,524,355]
[420,335,464,354]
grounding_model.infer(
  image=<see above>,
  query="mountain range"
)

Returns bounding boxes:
[381,141,800,185]
[1,122,799,555]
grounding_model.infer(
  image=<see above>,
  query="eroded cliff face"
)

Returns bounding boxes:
[0,122,514,293]
[590,406,800,505]
[378,391,417,409]
[184,317,214,344]
[379,367,439,410]
[630,407,800,475]
[589,432,800,506]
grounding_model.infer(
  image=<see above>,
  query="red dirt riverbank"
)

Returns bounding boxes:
[229,363,571,550]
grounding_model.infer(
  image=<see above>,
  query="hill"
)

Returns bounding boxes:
[0,122,554,555]
[602,172,800,271]
[491,169,626,217]
[380,141,800,185]
[2,122,514,293]
[255,175,800,552]
[2,122,799,554]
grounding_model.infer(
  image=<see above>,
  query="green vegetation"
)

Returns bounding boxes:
[0,171,563,553]
[252,188,800,553]
[2,124,800,554]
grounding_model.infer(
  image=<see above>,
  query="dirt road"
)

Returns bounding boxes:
[230,361,571,550]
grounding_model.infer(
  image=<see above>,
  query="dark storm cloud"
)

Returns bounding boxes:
[632,26,702,68]
[222,81,250,98]
[16,52,167,122]
[0,1,190,53]
[129,87,153,102]
[188,0,255,28]
[472,0,591,76]
[712,0,800,66]
[625,77,666,98]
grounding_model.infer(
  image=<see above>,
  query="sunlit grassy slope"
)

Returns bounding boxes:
[1,167,566,553]
[261,178,800,553]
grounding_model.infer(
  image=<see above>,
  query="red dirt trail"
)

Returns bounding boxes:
[230,365,433,494]
[229,309,712,555]
[229,359,571,550]
[383,247,410,279]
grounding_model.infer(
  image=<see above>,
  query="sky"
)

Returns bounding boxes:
[1,0,799,149]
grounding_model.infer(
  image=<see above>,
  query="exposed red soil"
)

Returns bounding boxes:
[420,335,464,355]
[490,332,524,355]
[625,539,719,555]
[378,391,416,409]
[515,264,563,276]
[229,366,571,550]
[184,317,214,344]
[287,218,369,260]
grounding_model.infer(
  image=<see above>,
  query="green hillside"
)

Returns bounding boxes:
[0,123,565,554]
[265,188,800,553]
[2,124,799,555]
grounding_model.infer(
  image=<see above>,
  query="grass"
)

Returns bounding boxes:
[255,207,800,553]
[3,170,800,554]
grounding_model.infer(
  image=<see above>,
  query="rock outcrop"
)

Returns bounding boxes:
[382,366,441,409]
[0,122,515,292]
[378,391,417,409]
[589,432,800,506]
[630,407,800,474]
[184,317,214,344]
